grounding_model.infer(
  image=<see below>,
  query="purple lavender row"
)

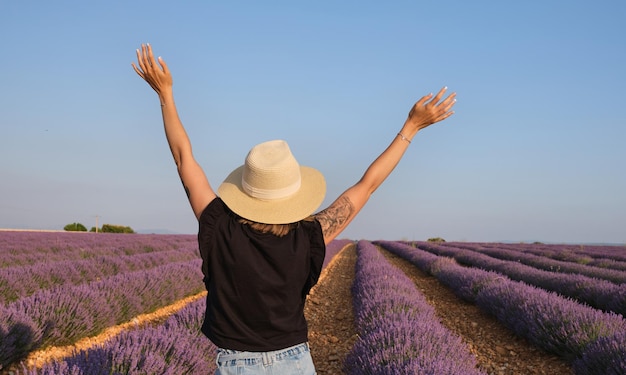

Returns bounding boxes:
[322,239,353,269]
[1,249,199,304]
[535,244,626,270]
[377,241,626,375]
[476,277,626,374]
[375,241,500,302]
[21,298,216,375]
[462,241,626,268]
[406,241,626,316]
[0,260,204,369]
[344,240,485,375]
[438,241,626,283]
[513,242,626,263]
[502,242,626,272]
[18,239,349,374]
[0,232,198,268]
[572,331,626,374]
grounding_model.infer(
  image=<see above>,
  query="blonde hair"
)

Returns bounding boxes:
[238,216,315,237]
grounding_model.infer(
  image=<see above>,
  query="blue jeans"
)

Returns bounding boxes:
[215,342,317,375]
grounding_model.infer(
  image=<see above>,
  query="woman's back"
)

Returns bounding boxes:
[198,198,325,351]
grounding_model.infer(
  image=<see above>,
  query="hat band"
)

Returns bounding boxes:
[242,177,301,201]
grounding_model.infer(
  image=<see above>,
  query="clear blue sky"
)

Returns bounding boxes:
[1,1,624,244]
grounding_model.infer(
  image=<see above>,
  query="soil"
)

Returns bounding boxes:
[9,242,574,375]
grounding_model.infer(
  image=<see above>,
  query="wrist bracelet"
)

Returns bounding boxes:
[397,132,411,144]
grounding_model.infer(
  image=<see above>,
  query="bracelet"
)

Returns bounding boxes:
[397,132,411,144]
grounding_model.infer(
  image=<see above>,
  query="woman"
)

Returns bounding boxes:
[132,43,455,375]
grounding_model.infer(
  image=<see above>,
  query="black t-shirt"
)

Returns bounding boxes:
[197,198,326,351]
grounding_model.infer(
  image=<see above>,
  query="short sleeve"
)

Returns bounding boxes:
[198,198,228,243]
[302,218,326,297]
[197,198,229,284]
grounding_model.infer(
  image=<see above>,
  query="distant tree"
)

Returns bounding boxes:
[100,224,135,234]
[64,222,87,232]
[88,224,134,233]
[427,237,446,243]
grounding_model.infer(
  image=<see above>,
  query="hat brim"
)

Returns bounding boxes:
[218,165,326,224]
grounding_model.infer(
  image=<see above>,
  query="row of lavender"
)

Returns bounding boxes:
[19,298,217,375]
[0,232,199,268]
[406,241,626,316]
[376,241,626,375]
[1,260,205,370]
[323,239,353,269]
[469,241,626,266]
[1,249,199,304]
[344,240,485,374]
[437,241,626,282]
[17,239,354,374]
[0,232,204,371]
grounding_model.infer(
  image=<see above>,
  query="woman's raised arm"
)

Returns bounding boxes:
[315,87,456,244]
[132,44,216,219]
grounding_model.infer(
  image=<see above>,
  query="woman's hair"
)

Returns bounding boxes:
[238,216,315,237]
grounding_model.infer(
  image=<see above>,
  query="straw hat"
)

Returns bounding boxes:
[218,140,326,224]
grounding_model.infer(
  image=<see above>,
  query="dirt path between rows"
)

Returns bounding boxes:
[380,246,573,375]
[305,243,358,374]
[305,242,573,375]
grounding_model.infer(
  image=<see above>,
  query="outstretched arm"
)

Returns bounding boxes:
[315,87,456,244]
[132,44,216,219]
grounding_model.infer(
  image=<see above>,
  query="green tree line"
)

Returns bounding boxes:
[64,222,135,233]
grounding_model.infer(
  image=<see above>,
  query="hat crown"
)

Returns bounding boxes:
[242,140,302,201]
[218,139,326,224]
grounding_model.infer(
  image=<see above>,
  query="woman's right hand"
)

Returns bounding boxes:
[132,44,173,98]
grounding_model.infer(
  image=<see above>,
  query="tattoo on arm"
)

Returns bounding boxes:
[316,196,354,239]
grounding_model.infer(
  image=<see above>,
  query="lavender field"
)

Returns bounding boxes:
[1,232,625,374]
[0,231,350,373]
[374,240,626,374]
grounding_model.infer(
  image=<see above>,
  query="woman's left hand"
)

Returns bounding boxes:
[404,87,456,134]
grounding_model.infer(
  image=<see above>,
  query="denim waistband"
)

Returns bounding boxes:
[217,342,310,363]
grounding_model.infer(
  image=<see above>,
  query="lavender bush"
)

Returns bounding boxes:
[23,299,216,375]
[0,232,198,268]
[1,260,204,368]
[0,249,198,303]
[476,280,626,361]
[344,240,485,375]
[376,241,502,302]
[378,240,626,374]
[441,242,626,284]
[406,241,626,315]
[452,242,626,269]
[512,243,626,264]
[0,307,45,370]
[374,240,440,272]
[10,238,348,373]
[572,331,626,375]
